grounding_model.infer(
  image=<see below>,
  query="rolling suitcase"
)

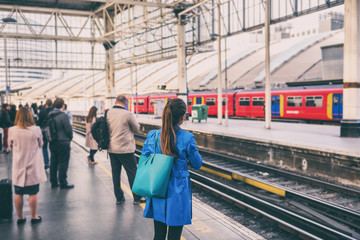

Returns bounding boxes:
[0,153,13,221]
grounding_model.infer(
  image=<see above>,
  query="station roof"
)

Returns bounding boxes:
[0,0,105,11]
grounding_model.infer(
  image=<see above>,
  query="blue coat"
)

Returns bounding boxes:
[142,128,202,226]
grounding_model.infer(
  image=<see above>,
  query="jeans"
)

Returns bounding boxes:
[109,152,141,201]
[49,141,71,186]
[42,142,50,166]
[89,149,97,162]
[153,220,183,240]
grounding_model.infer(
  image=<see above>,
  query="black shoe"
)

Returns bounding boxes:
[51,183,59,189]
[17,217,26,225]
[133,197,146,205]
[31,216,42,224]
[44,165,50,170]
[116,197,125,205]
[60,183,74,189]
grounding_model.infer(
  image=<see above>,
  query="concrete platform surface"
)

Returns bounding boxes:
[136,115,360,157]
[0,134,264,240]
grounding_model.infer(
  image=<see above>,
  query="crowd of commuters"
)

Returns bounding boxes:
[1,95,202,240]
[1,98,74,224]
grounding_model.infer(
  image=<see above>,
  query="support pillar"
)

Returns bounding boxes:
[104,13,116,109]
[177,20,188,110]
[265,0,271,129]
[217,3,222,125]
[341,0,360,137]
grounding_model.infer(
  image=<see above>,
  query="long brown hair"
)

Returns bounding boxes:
[14,107,34,129]
[86,106,98,123]
[161,98,186,157]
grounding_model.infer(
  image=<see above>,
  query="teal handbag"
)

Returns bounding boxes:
[132,131,174,198]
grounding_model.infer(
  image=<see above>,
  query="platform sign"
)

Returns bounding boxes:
[6,86,10,91]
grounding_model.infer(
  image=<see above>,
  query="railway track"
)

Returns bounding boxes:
[72,122,360,239]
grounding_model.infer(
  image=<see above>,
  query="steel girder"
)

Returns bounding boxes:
[0,0,344,71]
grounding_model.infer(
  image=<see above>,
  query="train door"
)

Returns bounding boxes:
[196,97,202,104]
[332,94,343,119]
[271,95,280,116]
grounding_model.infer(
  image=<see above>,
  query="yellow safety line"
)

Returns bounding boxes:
[72,124,86,129]
[200,166,232,180]
[232,173,286,197]
[200,165,286,197]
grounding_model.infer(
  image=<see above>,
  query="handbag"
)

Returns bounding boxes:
[132,130,174,198]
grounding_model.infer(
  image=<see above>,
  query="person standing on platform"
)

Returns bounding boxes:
[1,103,13,153]
[62,104,73,125]
[141,98,202,240]
[85,106,98,165]
[107,95,145,205]
[48,98,74,189]
[37,99,53,170]
[9,107,46,224]
[9,104,17,123]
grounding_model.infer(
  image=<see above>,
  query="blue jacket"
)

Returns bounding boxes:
[142,128,202,226]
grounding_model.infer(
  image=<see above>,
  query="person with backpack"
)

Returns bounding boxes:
[9,107,46,224]
[107,95,145,205]
[48,98,74,189]
[141,98,202,240]
[37,99,53,170]
[85,106,98,165]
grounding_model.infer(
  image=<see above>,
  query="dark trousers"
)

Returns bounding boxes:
[3,128,9,150]
[89,149,97,162]
[49,142,71,186]
[42,142,50,166]
[109,152,141,201]
[153,220,183,240]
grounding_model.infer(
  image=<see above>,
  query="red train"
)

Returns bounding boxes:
[127,85,343,121]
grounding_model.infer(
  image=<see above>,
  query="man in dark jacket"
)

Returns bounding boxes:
[49,98,74,189]
[37,99,53,169]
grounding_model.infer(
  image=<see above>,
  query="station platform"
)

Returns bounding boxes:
[135,115,360,186]
[0,134,264,240]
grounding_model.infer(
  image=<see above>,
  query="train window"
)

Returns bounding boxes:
[138,99,144,106]
[305,96,323,107]
[287,96,302,107]
[252,97,264,106]
[271,98,280,105]
[239,97,250,106]
[333,96,338,105]
[150,99,155,106]
[206,98,216,106]
[222,99,226,106]
[188,99,192,105]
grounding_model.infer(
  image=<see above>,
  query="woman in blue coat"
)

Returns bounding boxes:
[141,98,202,240]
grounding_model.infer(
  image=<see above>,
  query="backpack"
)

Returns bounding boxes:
[42,112,61,143]
[91,110,110,151]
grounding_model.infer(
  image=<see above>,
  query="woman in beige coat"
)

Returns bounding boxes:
[85,106,98,165]
[9,107,46,224]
